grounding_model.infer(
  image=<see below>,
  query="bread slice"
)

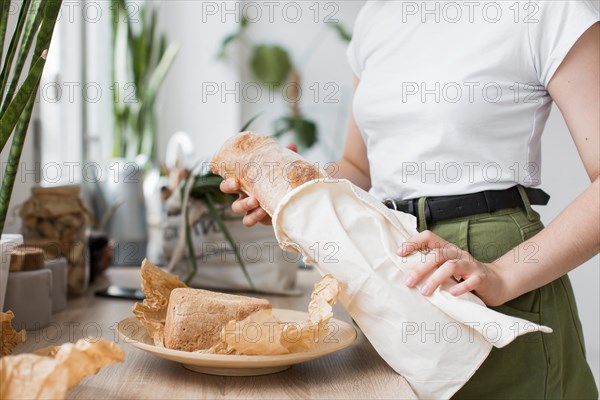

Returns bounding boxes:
[163,287,271,351]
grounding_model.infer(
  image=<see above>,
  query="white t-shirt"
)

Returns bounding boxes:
[347,0,599,200]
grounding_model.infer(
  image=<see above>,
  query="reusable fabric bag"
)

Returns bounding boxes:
[273,179,552,399]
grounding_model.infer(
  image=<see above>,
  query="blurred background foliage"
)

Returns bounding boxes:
[218,17,351,153]
[111,0,179,164]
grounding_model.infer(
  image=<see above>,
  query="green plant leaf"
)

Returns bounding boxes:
[217,16,249,60]
[250,45,292,87]
[183,189,198,285]
[0,93,35,233]
[272,116,293,137]
[110,0,177,162]
[272,116,318,150]
[138,43,178,157]
[217,32,239,60]
[0,0,11,67]
[192,173,224,188]
[189,173,235,203]
[145,6,157,72]
[127,2,144,88]
[0,0,46,116]
[158,34,167,63]
[294,118,318,149]
[33,0,61,58]
[239,112,262,132]
[328,22,352,42]
[112,1,129,157]
[0,0,32,102]
[144,43,178,106]
[0,55,45,152]
[0,0,63,234]
[204,192,255,291]
[183,171,255,289]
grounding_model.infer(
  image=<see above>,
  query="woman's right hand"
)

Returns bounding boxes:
[219,178,272,227]
[220,143,299,227]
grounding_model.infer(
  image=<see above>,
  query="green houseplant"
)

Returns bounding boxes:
[0,0,64,233]
[219,19,351,152]
[103,0,178,265]
[111,0,178,163]
[0,0,63,311]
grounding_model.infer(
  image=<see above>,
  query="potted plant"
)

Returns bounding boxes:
[101,0,178,265]
[0,0,63,308]
[162,118,299,294]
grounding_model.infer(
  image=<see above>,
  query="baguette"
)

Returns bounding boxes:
[210,132,326,216]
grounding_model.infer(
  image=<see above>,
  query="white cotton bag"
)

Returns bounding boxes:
[273,179,552,399]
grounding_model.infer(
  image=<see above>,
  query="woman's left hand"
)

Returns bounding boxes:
[397,230,509,306]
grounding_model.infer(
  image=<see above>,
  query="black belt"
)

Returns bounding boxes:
[383,186,550,223]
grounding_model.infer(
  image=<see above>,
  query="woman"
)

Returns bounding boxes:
[221,1,599,398]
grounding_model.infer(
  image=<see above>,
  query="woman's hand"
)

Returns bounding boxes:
[219,143,300,227]
[219,178,272,227]
[397,230,510,306]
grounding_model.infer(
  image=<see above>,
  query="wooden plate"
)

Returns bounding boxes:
[117,308,357,376]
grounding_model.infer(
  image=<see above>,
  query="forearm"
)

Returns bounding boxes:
[326,158,371,191]
[494,178,600,303]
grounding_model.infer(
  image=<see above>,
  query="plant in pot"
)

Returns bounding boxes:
[0,0,63,310]
[162,117,300,295]
[102,0,178,265]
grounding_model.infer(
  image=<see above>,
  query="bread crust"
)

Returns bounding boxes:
[163,288,271,351]
[211,132,326,216]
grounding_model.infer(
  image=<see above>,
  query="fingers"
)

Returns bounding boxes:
[219,178,240,194]
[398,230,488,298]
[222,179,269,227]
[231,196,259,214]
[420,260,472,296]
[396,231,464,260]
[397,230,448,256]
[403,249,445,288]
[219,178,271,227]
[242,206,267,227]
[448,275,482,297]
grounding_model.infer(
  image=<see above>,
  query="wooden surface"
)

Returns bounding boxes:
[15,267,416,399]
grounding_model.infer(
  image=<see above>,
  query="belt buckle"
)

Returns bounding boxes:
[383,198,397,211]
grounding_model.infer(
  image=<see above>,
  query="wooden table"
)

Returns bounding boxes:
[15,267,416,399]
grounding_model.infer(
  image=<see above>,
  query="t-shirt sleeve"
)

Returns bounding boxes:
[528,0,599,88]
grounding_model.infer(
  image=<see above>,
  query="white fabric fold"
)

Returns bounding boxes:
[273,179,552,399]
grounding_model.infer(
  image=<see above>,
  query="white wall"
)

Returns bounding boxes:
[155,0,242,165]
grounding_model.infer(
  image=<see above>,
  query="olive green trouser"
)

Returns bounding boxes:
[412,187,598,399]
